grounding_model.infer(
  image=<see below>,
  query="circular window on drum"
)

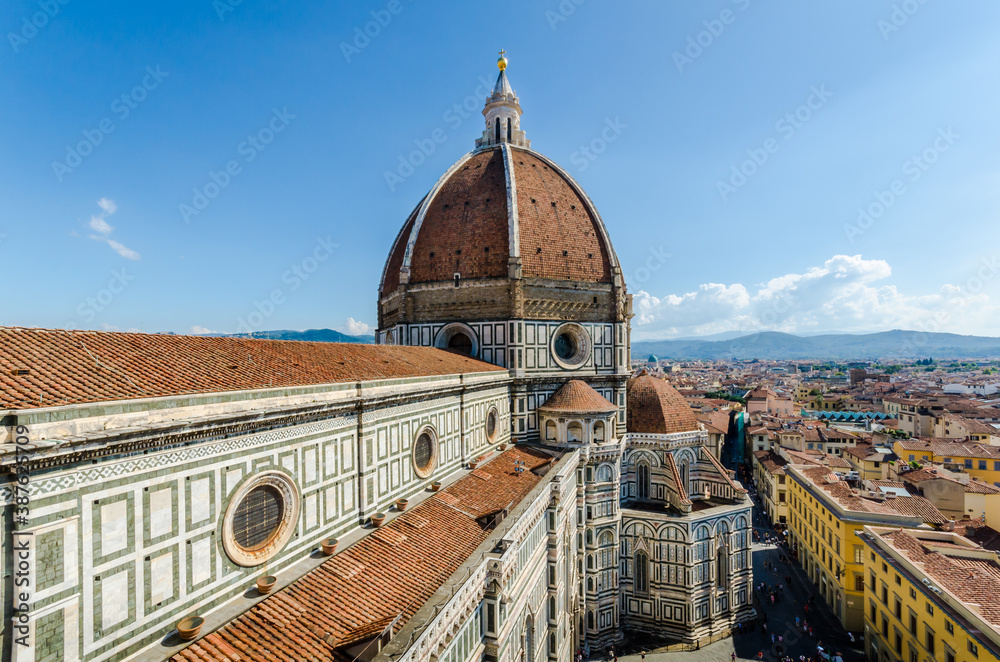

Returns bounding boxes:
[486,407,499,443]
[222,471,300,567]
[550,323,591,370]
[412,426,438,478]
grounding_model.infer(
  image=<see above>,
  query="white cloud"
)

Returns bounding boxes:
[82,198,141,261]
[97,197,117,215]
[339,318,371,336]
[106,239,141,261]
[89,216,113,235]
[190,325,215,335]
[632,254,1000,339]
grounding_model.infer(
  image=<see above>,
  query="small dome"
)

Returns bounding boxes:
[539,379,617,414]
[627,371,699,434]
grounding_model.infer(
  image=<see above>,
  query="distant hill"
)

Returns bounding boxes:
[205,329,376,344]
[632,330,1000,361]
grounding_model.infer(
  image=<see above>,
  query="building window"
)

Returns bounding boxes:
[968,641,979,658]
[926,602,934,616]
[945,620,954,635]
[222,471,300,567]
[546,420,557,441]
[233,485,283,551]
[507,117,512,142]
[550,323,591,369]
[593,420,606,443]
[412,426,438,478]
[486,407,499,442]
[495,117,500,143]
[979,460,987,470]
[965,459,973,469]
[635,551,648,592]
[637,462,650,500]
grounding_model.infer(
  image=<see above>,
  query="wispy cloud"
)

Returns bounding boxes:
[189,325,215,335]
[107,239,141,261]
[89,216,113,235]
[84,198,140,261]
[97,197,117,215]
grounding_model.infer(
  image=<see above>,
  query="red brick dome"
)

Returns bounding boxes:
[627,372,700,434]
[379,145,618,297]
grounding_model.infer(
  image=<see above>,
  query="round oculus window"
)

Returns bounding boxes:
[412,427,438,478]
[232,485,284,552]
[550,323,591,369]
[486,407,499,442]
[222,471,299,567]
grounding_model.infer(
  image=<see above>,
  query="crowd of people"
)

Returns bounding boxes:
[741,469,848,662]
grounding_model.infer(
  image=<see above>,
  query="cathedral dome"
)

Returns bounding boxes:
[380,146,617,296]
[626,372,700,434]
[377,57,628,338]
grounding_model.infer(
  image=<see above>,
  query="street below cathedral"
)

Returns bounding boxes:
[611,492,867,662]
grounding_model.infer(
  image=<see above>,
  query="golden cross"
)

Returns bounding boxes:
[498,49,506,58]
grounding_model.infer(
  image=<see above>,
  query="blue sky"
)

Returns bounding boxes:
[2,1,999,340]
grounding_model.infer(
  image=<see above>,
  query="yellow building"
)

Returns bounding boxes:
[844,445,896,481]
[786,465,946,632]
[894,439,1000,486]
[860,525,1000,662]
[752,450,789,526]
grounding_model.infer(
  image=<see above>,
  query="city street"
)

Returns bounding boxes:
[610,487,866,662]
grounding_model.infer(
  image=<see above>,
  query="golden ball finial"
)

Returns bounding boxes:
[497,49,507,71]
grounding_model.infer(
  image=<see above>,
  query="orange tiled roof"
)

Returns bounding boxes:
[538,380,617,413]
[880,529,1000,628]
[173,446,557,662]
[0,327,505,410]
[627,372,700,434]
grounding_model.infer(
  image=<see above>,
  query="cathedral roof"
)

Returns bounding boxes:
[538,379,617,414]
[379,58,620,299]
[173,446,558,662]
[0,327,505,410]
[380,145,617,296]
[626,371,700,434]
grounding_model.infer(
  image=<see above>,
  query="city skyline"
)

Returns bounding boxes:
[3,1,999,340]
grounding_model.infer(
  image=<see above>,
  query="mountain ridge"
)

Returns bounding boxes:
[632,330,1000,360]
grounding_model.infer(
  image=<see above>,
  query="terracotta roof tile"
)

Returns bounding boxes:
[880,529,1000,628]
[0,327,504,410]
[538,380,616,413]
[626,372,699,434]
[173,446,556,662]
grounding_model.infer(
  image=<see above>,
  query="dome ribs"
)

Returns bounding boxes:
[408,149,510,285]
[512,150,613,283]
